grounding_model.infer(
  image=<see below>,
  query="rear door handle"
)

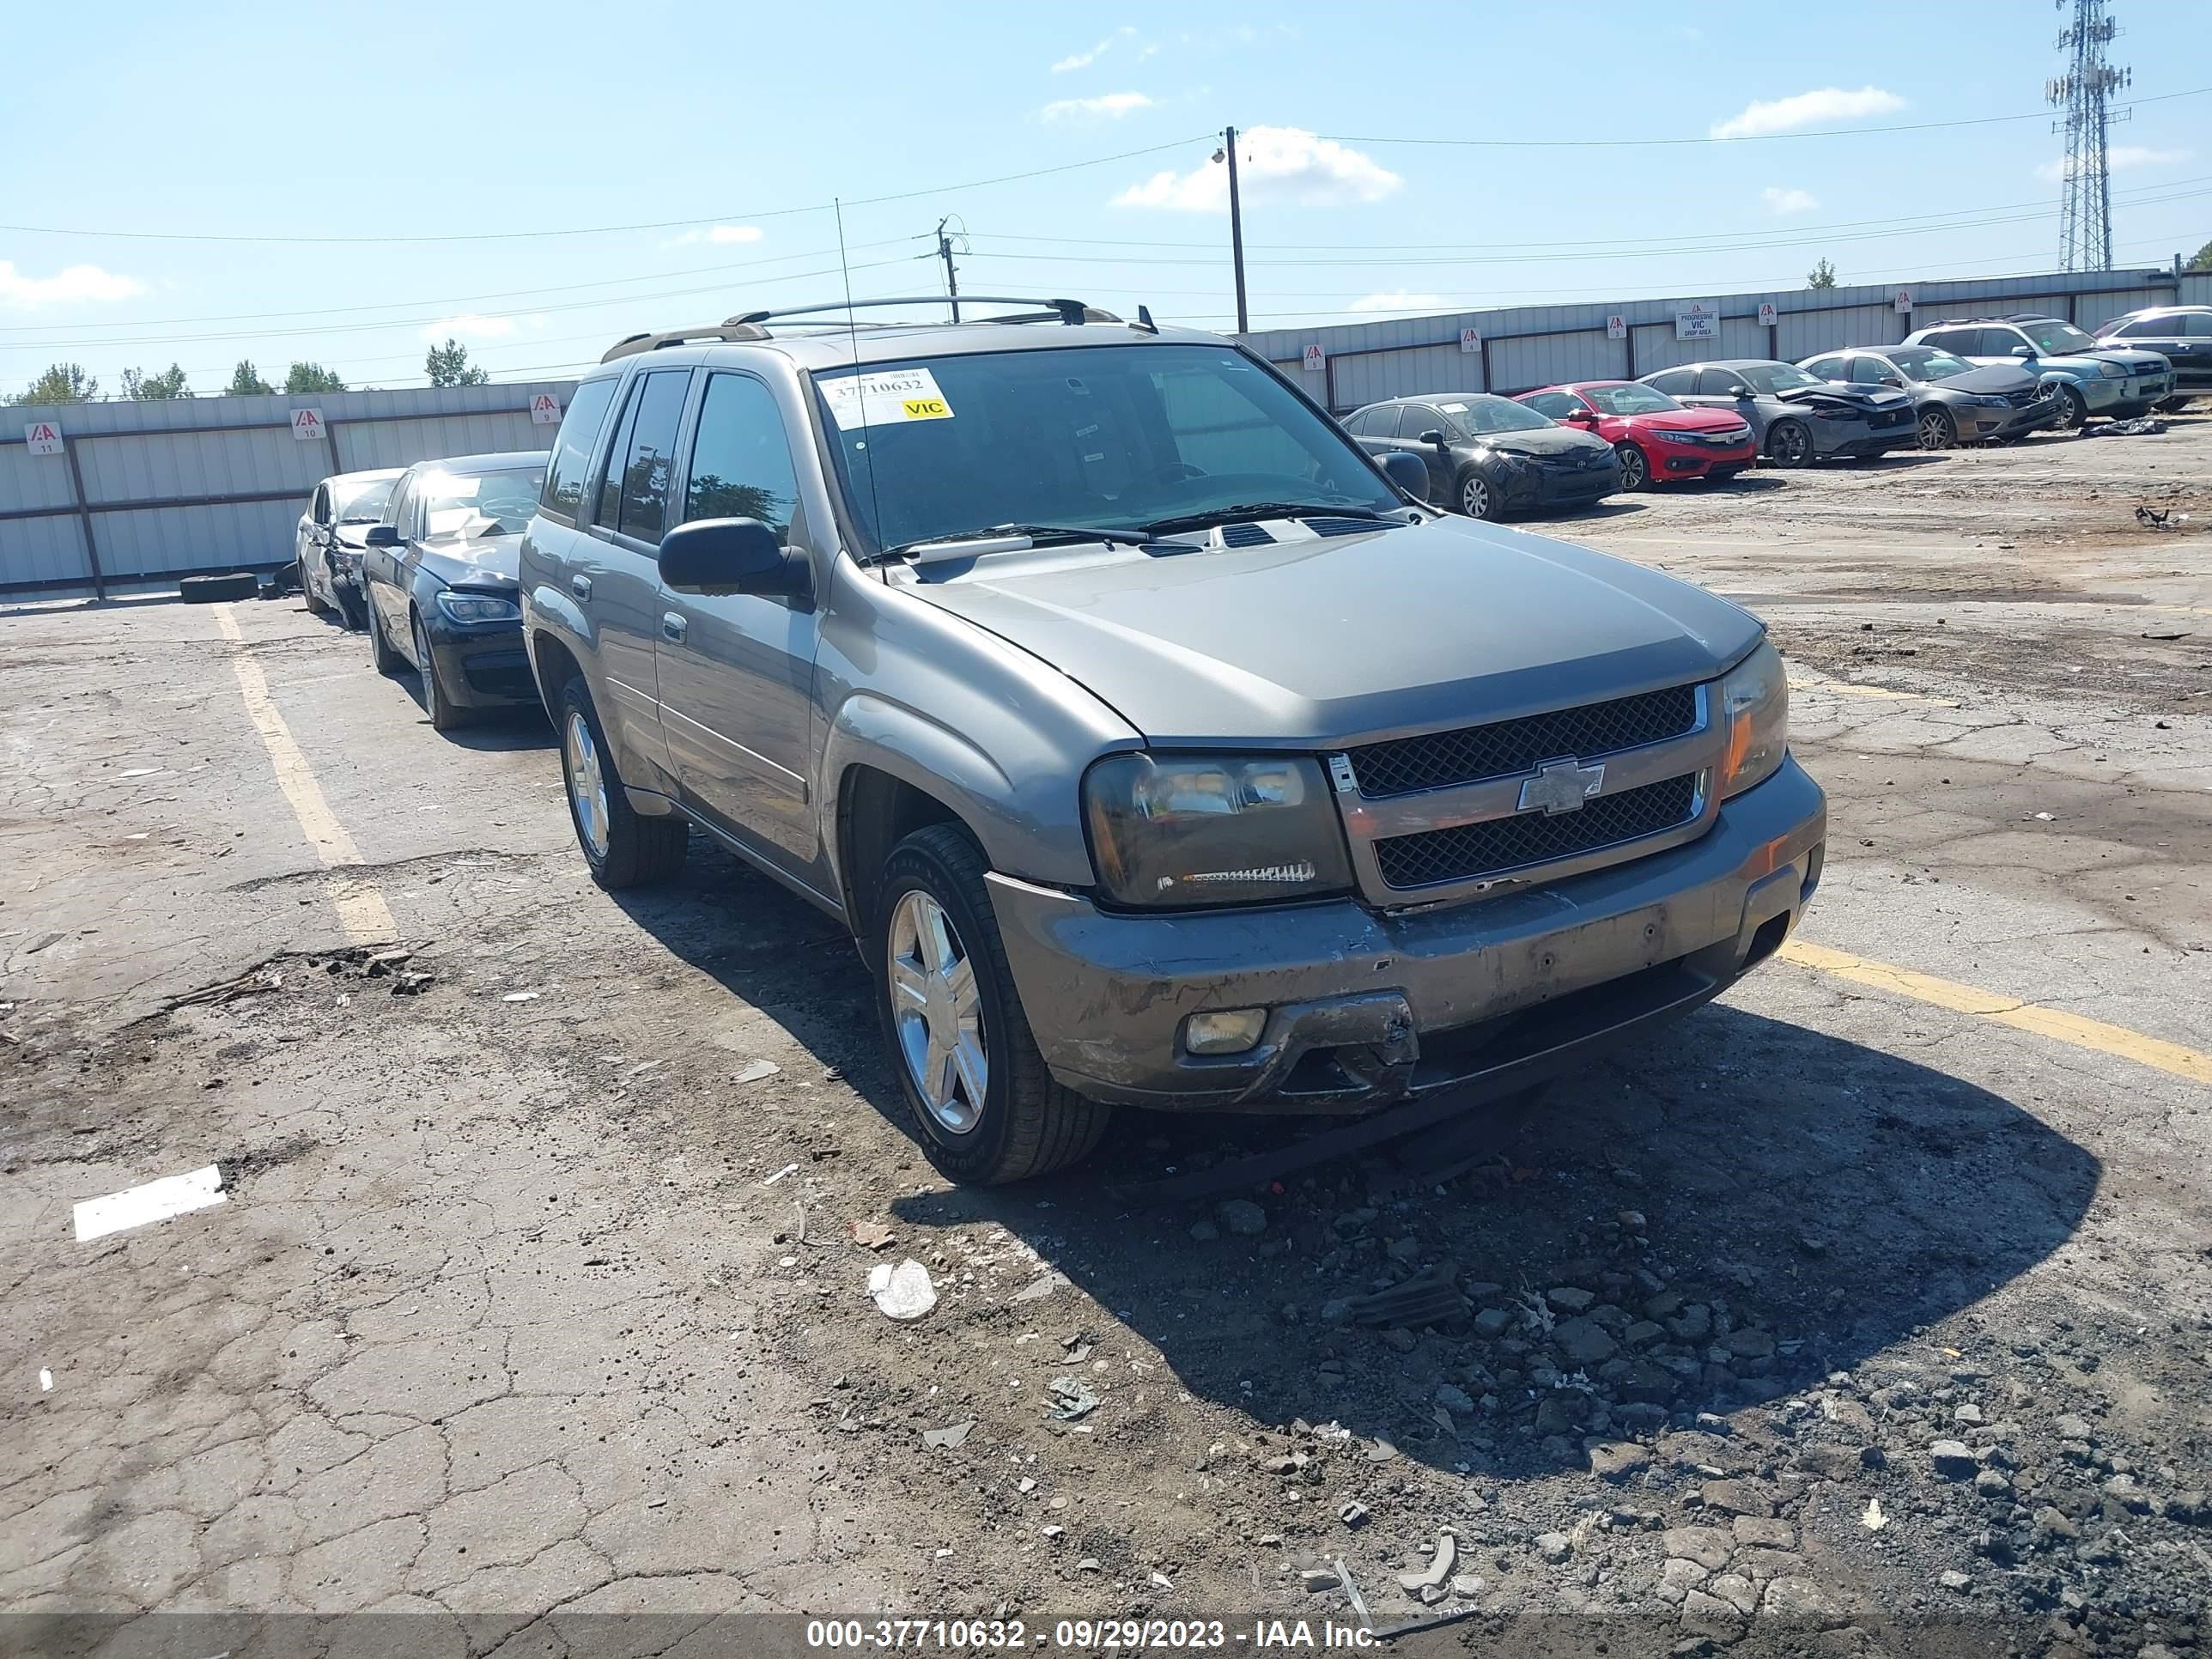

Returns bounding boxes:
[570,574,592,600]
[660,611,687,643]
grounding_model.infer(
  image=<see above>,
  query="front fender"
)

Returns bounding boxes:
[822,693,1085,898]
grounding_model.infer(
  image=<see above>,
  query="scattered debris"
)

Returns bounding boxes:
[1397,1531,1457,1595]
[1216,1198,1268,1236]
[1345,1265,1465,1328]
[922,1420,975,1449]
[851,1220,894,1250]
[392,970,434,996]
[2094,416,2167,436]
[1009,1271,1071,1304]
[1046,1376,1100,1422]
[1339,1501,1369,1528]
[39,1369,52,1391]
[866,1258,938,1321]
[501,991,539,1003]
[1335,1557,1374,1632]
[1863,1496,1888,1531]
[734,1058,781,1085]
[762,1162,800,1187]
[1299,1566,1340,1594]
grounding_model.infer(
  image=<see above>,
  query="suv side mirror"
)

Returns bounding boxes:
[1377,451,1431,501]
[363,524,400,547]
[1418,428,1449,449]
[2010,344,2035,358]
[658,517,805,597]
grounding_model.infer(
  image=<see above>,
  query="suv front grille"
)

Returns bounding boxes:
[1372,774,1700,890]
[1346,684,1699,799]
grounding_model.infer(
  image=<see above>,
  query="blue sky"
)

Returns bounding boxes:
[4,0,2210,397]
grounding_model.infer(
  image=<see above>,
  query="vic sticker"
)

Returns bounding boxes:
[822,367,954,430]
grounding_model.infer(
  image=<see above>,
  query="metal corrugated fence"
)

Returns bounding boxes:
[0,381,578,599]
[1242,267,2212,413]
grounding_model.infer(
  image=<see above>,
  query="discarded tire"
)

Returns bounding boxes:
[179,573,259,604]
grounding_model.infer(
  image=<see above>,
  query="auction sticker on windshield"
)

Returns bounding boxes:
[821,367,954,429]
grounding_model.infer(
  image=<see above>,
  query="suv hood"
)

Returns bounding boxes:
[2083,345,2172,372]
[902,516,1762,744]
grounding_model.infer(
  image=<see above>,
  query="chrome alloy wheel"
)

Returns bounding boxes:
[888,890,987,1134]
[565,710,610,860]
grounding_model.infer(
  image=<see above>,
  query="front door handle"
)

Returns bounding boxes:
[570,574,592,601]
[660,611,688,643]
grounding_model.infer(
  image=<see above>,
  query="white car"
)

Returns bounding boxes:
[295,467,403,628]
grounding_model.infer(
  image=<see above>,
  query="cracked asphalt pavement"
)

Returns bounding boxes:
[1,416,2209,1658]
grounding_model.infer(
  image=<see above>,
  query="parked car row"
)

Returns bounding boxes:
[285,296,1830,1185]
[1332,304,2198,521]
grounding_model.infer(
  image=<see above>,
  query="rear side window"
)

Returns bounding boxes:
[1802,356,1844,380]
[611,370,691,543]
[1341,407,1376,435]
[1692,368,1742,395]
[1394,405,1441,439]
[542,378,619,521]
[1645,368,1694,395]
[684,374,799,538]
[1976,329,2027,357]
[1847,357,1887,386]
[1521,392,1576,418]
[2185,312,2212,337]
[1921,330,1970,355]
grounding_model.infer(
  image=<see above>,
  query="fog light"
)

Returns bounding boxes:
[1185,1008,1267,1056]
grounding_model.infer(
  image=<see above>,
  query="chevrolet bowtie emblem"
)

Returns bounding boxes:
[1517,757,1606,815]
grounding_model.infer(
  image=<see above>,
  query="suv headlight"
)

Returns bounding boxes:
[435,590,521,623]
[1083,753,1354,908]
[2098,360,2129,379]
[1717,641,1789,800]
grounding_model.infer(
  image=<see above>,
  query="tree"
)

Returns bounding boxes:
[227,360,275,396]
[119,363,191,400]
[285,362,347,394]
[425,338,489,388]
[1807,258,1838,290]
[4,363,100,405]
[2188,238,2212,272]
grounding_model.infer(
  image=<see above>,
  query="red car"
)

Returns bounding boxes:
[1514,381,1757,490]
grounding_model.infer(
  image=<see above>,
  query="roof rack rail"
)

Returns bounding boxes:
[726,295,1119,328]
[600,322,769,362]
[2000,312,2063,322]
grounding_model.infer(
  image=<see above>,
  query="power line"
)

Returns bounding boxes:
[0,136,1216,247]
[1318,85,2209,149]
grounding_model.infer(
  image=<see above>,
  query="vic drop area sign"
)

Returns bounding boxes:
[24,420,64,456]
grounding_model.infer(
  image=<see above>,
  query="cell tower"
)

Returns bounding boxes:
[2046,0,2131,270]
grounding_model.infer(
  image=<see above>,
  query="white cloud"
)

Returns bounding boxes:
[1041,90,1152,120]
[1051,26,1133,72]
[2036,144,2190,181]
[0,260,147,308]
[1348,291,1447,314]
[1711,86,1905,140]
[422,313,517,343]
[1761,185,1820,215]
[1114,126,1402,211]
[665,223,765,247]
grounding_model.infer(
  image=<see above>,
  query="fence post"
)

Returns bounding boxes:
[61,431,107,602]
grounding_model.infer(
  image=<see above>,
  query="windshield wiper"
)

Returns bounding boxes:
[1135,501,1395,538]
[880,522,1162,560]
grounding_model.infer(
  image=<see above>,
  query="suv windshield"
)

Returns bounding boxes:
[2021,320,2098,355]
[1450,396,1553,435]
[813,343,1400,556]
[333,476,397,524]
[1583,383,1680,415]
[1889,348,1974,383]
[1739,364,1822,394]
[418,465,548,538]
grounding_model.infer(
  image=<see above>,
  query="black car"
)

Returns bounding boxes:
[362,451,550,730]
[1796,345,2057,449]
[2093,305,2212,399]
[1341,393,1620,520]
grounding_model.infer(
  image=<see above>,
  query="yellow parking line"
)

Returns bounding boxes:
[1780,938,2211,1086]
[214,607,397,944]
[1789,678,1960,706]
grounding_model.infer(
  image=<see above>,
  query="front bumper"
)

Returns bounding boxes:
[2080,369,2173,413]
[1650,438,1757,478]
[424,617,537,708]
[989,755,1826,1111]
[1502,462,1622,510]
[1961,399,2059,441]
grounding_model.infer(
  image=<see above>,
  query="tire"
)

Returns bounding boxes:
[2045,383,2087,431]
[1455,467,1501,521]
[1765,419,1813,467]
[179,573,258,604]
[412,611,471,732]
[1917,407,1957,451]
[299,555,331,616]
[366,591,404,676]
[872,822,1110,1185]
[1613,443,1649,490]
[557,675,686,890]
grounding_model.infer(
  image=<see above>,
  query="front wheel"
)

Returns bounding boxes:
[299,555,331,616]
[366,592,404,675]
[1456,468,1500,521]
[873,823,1109,1185]
[413,612,470,732]
[2045,383,2087,431]
[1765,419,1813,467]
[1613,443,1649,490]
[1917,407,1957,451]
[557,676,686,890]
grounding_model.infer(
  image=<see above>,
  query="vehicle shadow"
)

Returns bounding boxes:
[619,832,2099,1478]
[398,674,554,750]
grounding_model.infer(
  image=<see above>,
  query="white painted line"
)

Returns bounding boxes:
[213,608,397,944]
[39,1368,52,1391]
[73,1165,228,1243]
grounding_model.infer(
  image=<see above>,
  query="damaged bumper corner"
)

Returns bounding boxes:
[987,756,1826,1113]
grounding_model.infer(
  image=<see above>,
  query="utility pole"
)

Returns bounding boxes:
[2047,0,2130,270]
[936,216,962,322]
[1224,128,1249,333]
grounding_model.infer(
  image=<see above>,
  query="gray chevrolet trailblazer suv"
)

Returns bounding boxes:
[520,296,1826,1184]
